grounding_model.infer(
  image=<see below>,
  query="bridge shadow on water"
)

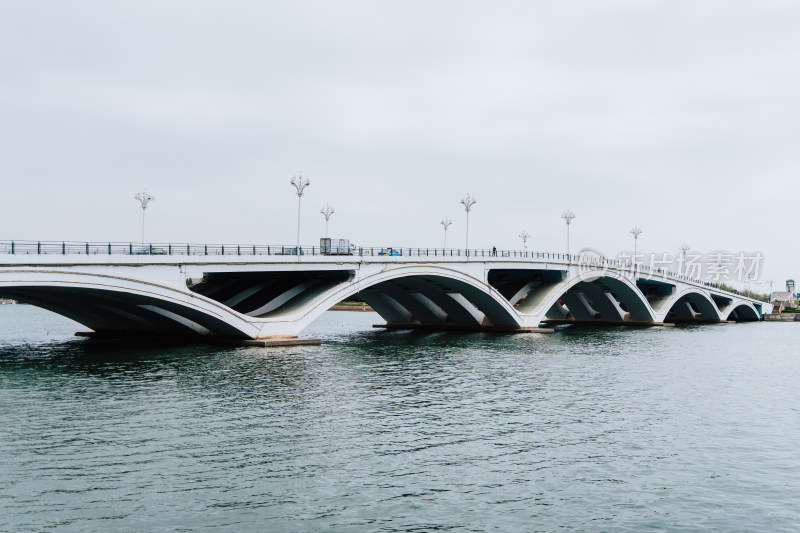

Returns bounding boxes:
[0,337,225,375]
[0,337,326,406]
[0,322,688,368]
[0,309,729,392]
[325,321,690,363]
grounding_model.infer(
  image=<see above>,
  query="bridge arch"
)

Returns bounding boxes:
[725,303,761,322]
[517,268,656,323]
[660,288,723,323]
[280,264,522,334]
[0,270,260,339]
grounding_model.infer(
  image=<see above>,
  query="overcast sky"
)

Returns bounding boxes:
[1,1,798,289]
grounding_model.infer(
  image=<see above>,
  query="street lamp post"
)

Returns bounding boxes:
[290,173,311,258]
[134,190,154,244]
[519,230,530,252]
[678,243,690,277]
[630,226,642,270]
[561,210,575,259]
[460,194,476,254]
[441,217,452,249]
[320,204,334,238]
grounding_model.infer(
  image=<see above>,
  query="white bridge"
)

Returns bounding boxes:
[0,241,763,343]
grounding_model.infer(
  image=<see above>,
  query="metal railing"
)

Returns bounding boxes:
[0,240,583,260]
[0,240,756,300]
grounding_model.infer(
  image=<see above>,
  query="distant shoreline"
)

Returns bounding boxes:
[764,313,799,322]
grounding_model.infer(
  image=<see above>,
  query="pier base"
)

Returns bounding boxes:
[543,319,675,327]
[74,331,321,347]
[230,338,321,347]
[373,323,554,333]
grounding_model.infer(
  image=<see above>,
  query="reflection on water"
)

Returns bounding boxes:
[1,306,799,532]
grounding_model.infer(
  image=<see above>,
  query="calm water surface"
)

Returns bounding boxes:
[1,305,798,532]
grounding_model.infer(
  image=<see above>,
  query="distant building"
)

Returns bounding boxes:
[771,291,796,313]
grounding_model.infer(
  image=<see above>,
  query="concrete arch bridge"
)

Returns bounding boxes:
[0,242,763,344]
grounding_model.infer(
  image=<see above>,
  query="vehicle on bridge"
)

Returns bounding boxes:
[378,248,401,256]
[320,238,353,255]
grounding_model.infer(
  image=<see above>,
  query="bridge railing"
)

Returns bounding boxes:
[0,240,753,300]
[0,240,585,261]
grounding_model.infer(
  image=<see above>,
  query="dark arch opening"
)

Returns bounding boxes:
[1,286,251,339]
[727,304,760,322]
[540,275,654,324]
[664,293,721,323]
[352,274,519,329]
[189,270,354,317]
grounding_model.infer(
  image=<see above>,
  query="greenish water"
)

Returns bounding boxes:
[1,305,799,532]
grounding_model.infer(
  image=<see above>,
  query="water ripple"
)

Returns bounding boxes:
[1,308,799,531]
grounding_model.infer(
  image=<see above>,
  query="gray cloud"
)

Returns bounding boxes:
[1,0,797,287]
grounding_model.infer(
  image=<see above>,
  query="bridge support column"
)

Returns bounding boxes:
[561,291,598,320]
[577,283,625,321]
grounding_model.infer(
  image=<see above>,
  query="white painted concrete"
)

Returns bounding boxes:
[0,253,764,339]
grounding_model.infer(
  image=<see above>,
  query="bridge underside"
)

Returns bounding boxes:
[663,294,723,323]
[534,276,658,326]
[726,304,761,322]
[1,286,254,340]
[354,274,528,331]
[188,270,354,318]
